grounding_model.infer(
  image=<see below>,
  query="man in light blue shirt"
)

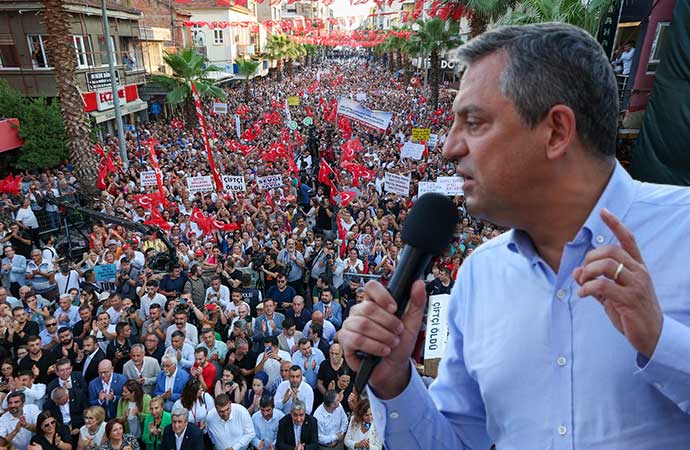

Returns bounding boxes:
[1,246,26,296]
[340,23,690,449]
[251,394,285,449]
[290,338,325,389]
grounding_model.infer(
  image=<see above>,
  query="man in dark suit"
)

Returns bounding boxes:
[161,406,204,450]
[45,358,87,434]
[87,359,127,419]
[46,387,82,439]
[75,335,106,383]
[277,400,319,450]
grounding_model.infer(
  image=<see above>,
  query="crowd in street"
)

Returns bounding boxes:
[0,56,502,450]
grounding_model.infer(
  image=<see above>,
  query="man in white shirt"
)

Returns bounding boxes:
[138,280,166,319]
[206,393,256,450]
[313,390,348,449]
[205,276,230,309]
[255,337,292,392]
[0,391,40,450]
[274,365,314,415]
[165,310,198,347]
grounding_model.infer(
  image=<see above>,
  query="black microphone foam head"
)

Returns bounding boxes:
[402,193,459,254]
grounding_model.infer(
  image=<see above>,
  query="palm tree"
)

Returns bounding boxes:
[150,47,225,131]
[440,0,515,37]
[41,0,99,202]
[384,32,409,71]
[408,18,463,109]
[285,42,306,78]
[303,44,317,66]
[235,58,260,102]
[264,34,291,81]
[494,0,612,35]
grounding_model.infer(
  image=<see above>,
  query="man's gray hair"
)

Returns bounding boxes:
[291,400,306,413]
[50,387,68,402]
[162,354,177,367]
[171,407,189,421]
[452,22,618,157]
[131,343,145,352]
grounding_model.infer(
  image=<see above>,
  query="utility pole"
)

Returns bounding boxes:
[100,0,128,169]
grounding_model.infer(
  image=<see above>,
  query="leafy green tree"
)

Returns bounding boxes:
[264,35,291,81]
[0,80,68,171]
[150,47,225,130]
[235,58,260,102]
[408,18,463,109]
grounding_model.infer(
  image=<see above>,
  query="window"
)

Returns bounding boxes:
[97,35,118,66]
[73,35,93,68]
[27,34,49,68]
[213,28,224,45]
[646,22,670,74]
[192,25,206,47]
[0,35,19,68]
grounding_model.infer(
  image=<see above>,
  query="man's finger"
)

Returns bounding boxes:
[600,209,643,264]
[363,281,398,315]
[575,257,631,286]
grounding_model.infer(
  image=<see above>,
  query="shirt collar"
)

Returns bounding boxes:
[507,161,637,259]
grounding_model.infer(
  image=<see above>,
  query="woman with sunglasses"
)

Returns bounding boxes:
[29,411,72,450]
[77,406,107,450]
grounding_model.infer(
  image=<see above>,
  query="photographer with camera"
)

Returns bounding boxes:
[277,239,306,297]
[106,322,133,373]
[183,264,209,310]
[115,258,139,301]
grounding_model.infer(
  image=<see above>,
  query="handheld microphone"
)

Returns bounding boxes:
[354,193,459,394]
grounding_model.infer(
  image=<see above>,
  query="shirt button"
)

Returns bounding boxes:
[595,235,605,244]
[558,425,568,435]
[557,356,567,367]
[556,289,566,299]
[389,412,399,419]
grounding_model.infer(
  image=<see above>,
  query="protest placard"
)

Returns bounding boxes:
[222,175,247,192]
[287,96,300,106]
[257,175,284,190]
[384,172,411,196]
[411,127,431,143]
[400,141,425,160]
[139,171,157,187]
[356,92,367,101]
[437,176,465,196]
[213,102,228,114]
[94,264,117,282]
[418,181,444,197]
[186,175,215,193]
[427,133,439,148]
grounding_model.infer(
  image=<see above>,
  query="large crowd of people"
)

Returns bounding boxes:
[0,55,501,450]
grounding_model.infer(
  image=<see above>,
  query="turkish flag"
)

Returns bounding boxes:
[338,190,356,207]
[213,220,240,232]
[145,208,171,230]
[191,206,214,234]
[318,159,336,189]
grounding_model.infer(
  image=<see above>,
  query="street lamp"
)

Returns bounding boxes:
[100,0,128,170]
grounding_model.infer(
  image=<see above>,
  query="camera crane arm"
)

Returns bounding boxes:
[44,193,178,271]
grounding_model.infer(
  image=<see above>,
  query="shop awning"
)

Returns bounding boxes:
[89,99,148,124]
[0,119,23,153]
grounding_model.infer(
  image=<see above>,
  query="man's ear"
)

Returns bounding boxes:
[543,105,577,161]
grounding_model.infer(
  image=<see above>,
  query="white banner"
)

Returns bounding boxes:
[424,294,451,360]
[418,181,444,197]
[234,114,241,139]
[337,97,393,131]
[257,175,284,190]
[139,171,157,187]
[384,172,411,197]
[427,133,439,148]
[222,175,246,192]
[355,92,367,102]
[400,141,425,160]
[437,176,465,196]
[186,175,214,193]
[213,102,228,114]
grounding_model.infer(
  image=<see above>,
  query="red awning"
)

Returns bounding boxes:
[0,119,23,153]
